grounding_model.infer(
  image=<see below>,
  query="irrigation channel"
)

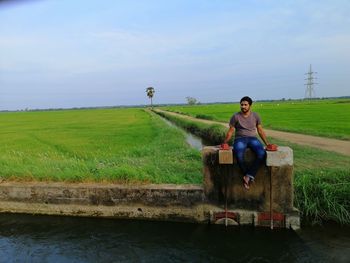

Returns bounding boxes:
[0,116,349,262]
[160,116,210,150]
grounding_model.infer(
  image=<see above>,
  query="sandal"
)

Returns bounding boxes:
[243,175,250,190]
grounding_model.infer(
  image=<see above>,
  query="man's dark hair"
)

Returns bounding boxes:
[240,96,253,105]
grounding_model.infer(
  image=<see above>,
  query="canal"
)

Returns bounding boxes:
[0,213,349,262]
[160,115,210,150]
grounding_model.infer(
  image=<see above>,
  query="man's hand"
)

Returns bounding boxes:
[220,143,230,150]
[266,144,278,151]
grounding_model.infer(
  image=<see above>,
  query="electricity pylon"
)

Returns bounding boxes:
[304,64,317,99]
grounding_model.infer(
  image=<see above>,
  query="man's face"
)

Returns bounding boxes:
[240,101,251,113]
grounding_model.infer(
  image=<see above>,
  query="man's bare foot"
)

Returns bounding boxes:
[243,175,250,190]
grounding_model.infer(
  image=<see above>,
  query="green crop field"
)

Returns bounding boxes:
[162,99,350,140]
[0,108,202,183]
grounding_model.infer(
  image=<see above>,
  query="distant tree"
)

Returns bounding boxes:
[186,96,198,105]
[146,87,155,108]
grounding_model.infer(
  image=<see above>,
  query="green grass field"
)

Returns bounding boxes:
[0,108,202,183]
[162,99,350,140]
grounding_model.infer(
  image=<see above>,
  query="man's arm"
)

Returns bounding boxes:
[224,126,235,144]
[257,124,269,146]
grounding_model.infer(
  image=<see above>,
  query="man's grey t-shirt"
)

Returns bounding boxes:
[229,112,261,138]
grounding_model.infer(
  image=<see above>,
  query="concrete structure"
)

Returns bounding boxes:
[202,146,299,228]
[0,183,209,223]
[0,147,299,229]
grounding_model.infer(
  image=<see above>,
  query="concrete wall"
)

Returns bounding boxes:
[0,182,211,223]
[202,146,295,213]
[0,183,205,207]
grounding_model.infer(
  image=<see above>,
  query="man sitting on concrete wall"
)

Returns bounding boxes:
[223,96,270,190]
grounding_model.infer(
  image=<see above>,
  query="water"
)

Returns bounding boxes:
[185,133,207,151]
[160,117,209,150]
[297,223,350,263]
[0,214,349,263]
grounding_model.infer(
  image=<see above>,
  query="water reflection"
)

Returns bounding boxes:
[297,223,350,263]
[1,213,349,262]
[0,214,322,263]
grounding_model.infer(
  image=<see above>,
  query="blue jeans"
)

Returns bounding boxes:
[233,137,266,180]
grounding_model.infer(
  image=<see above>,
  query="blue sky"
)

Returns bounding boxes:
[1,0,349,110]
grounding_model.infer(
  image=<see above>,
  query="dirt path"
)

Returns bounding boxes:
[155,109,350,156]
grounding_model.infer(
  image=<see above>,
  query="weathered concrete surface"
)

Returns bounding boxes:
[266,146,293,166]
[0,183,205,207]
[208,206,300,229]
[0,183,208,223]
[0,200,300,228]
[0,182,300,229]
[0,181,300,229]
[202,146,295,213]
[0,201,212,223]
